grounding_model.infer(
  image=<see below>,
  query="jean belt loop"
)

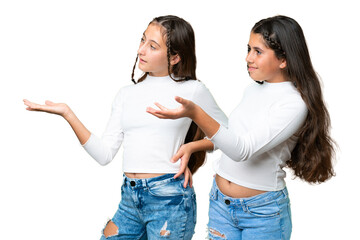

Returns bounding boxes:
[142,179,147,189]
[213,186,219,201]
[240,199,247,212]
[282,188,288,198]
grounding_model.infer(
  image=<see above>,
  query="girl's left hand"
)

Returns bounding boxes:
[172,143,194,188]
[183,166,193,189]
[23,99,72,118]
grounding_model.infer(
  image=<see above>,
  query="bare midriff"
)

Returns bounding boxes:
[215,174,267,198]
[124,172,165,179]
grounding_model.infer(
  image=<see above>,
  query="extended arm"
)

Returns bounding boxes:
[147,95,308,162]
[24,91,124,166]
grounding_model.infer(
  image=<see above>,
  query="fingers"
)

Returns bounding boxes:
[174,163,186,179]
[146,107,168,119]
[174,96,185,104]
[23,99,33,108]
[149,112,168,119]
[45,100,55,106]
[171,151,182,163]
[154,102,168,111]
[183,168,189,188]
[146,101,186,120]
[189,169,193,188]
[146,107,166,119]
[23,99,60,115]
[174,156,187,179]
[146,104,167,113]
[145,106,156,113]
[183,167,193,188]
[23,99,42,111]
[174,96,190,107]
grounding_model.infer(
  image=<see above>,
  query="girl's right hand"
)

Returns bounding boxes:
[146,96,198,120]
[23,99,71,118]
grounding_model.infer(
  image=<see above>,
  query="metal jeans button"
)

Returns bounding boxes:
[130,181,136,187]
[225,199,231,205]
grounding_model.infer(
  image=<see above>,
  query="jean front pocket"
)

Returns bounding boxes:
[148,180,185,198]
[246,200,281,218]
[148,182,186,208]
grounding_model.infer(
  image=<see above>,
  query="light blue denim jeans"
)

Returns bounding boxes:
[100,174,196,240]
[208,178,292,240]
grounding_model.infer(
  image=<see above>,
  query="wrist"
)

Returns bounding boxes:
[185,141,197,153]
[189,104,200,121]
[63,106,74,121]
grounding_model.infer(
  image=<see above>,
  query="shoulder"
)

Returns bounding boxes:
[189,80,216,100]
[179,79,203,86]
[172,79,210,96]
[242,81,262,92]
[113,84,134,102]
[119,83,140,93]
[185,79,209,92]
[272,88,308,116]
[240,81,259,97]
[281,84,306,108]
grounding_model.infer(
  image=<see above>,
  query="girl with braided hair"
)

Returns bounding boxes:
[23,15,227,239]
[147,15,336,239]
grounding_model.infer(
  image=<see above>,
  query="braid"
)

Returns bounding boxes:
[131,55,138,84]
[166,26,176,81]
[131,55,147,84]
[165,22,186,82]
[263,32,285,57]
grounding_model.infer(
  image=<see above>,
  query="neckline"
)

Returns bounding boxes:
[145,75,172,81]
[262,81,295,87]
[264,80,292,84]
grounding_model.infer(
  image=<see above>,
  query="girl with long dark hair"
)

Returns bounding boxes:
[24,15,227,239]
[147,15,336,239]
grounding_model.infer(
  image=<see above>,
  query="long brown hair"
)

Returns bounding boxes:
[131,15,206,174]
[252,15,336,183]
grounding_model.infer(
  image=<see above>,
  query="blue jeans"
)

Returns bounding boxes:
[208,178,292,240]
[100,174,197,240]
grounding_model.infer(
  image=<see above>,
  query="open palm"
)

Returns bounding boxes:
[146,96,196,120]
[23,99,70,117]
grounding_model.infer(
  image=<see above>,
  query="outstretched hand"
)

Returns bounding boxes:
[23,99,71,118]
[146,96,197,120]
[24,99,91,144]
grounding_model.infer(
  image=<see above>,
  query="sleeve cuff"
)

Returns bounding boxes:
[204,125,222,152]
[81,133,93,147]
[204,136,216,152]
[208,125,222,141]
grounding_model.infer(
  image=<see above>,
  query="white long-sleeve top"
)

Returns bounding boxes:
[83,75,228,173]
[212,81,308,191]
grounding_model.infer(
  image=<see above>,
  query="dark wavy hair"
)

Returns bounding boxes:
[131,15,205,174]
[252,15,336,183]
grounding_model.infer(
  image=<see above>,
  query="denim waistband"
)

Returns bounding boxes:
[210,178,288,207]
[122,173,183,189]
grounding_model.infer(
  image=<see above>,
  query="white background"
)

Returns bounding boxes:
[1,0,359,239]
